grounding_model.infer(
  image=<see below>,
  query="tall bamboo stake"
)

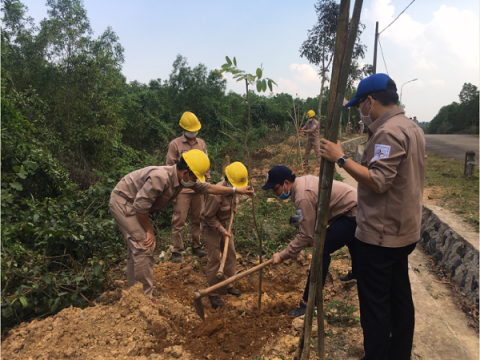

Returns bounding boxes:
[296,1,363,359]
[243,79,265,309]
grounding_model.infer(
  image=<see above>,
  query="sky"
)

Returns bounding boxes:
[20,0,480,123]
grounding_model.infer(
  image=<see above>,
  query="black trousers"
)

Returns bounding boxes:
[356,240,416,360]
[302,215,357,302]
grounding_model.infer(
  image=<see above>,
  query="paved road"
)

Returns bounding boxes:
[425,134,479,165]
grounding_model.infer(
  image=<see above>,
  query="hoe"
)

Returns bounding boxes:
[193,258,274,320]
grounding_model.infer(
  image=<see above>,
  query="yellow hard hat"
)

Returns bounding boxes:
[307,110,315,118]
[182,149,210,183]
[225,162,248,188]
[179,111,201,132]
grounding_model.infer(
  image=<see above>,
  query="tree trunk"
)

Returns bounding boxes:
[317,78,326,132]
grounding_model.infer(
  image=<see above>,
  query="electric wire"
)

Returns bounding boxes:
[379,0,416,35]
[378,38,389,76]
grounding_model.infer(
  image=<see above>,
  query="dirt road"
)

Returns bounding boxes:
[425,134,479,165]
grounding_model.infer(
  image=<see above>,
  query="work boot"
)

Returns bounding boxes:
[340,270,356,283]
[209,295,223,309]
[172,252,182,263]
[192,247,207,258]
[302,162,309,167]
[288,301,306,317]
[227,288,241,297]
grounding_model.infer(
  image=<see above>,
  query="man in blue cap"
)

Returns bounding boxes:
[320,73,425,360]
[262,165,358,316]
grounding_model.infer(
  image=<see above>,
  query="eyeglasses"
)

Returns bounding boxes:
[355,99,367,111]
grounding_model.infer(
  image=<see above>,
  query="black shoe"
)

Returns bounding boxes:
[209,295,223,309]
[227,288,241,297]
[172,252,182,263]
[340,270,356,283]
[288,301,307,317]
[192,247,207,258]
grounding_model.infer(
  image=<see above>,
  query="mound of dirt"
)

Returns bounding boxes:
[1,283,180,360]
[2,248,364,360]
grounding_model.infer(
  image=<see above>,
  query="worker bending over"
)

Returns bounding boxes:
[262,166,357,317]
[166,111,210,263]
[201,162,248,309]
[109,150,253,305]
[299,110,321,168]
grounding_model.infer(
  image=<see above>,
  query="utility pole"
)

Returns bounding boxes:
[372,22,379,74]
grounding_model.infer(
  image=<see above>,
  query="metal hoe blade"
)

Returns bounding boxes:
[193,291,205,321]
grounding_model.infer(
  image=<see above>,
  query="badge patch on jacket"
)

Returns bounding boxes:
[297,209,303,221]
[313,125,316,128]
[371,144,391,162]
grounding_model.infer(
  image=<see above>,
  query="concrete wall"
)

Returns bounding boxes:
[341,136,367,157]
[419,204,479,304]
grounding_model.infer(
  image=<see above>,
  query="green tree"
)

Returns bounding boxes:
[39,0,92,130]
[300,0,368,125]
[459,83,478,104]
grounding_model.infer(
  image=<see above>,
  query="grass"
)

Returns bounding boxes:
[424,152,479,231]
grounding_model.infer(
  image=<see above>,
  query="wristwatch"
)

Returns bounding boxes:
[337,155,349,168]
[232,187,236,195]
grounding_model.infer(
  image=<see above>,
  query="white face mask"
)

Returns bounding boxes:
[184,131,198,139]
[359,99,375,127]
[181,172,196,188]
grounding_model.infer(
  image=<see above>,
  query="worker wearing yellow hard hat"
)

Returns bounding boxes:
[299,110,321,168]
[166,111,210,263]
[201,162,248,309]
[109,151,254,305]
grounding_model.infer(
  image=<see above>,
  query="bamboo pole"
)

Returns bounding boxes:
[297,1,363,359]
[244,79,265,309]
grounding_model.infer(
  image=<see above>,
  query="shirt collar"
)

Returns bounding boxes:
[182,134,198,145]
[368,107,405,135]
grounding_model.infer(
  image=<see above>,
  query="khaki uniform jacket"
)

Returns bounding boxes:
[201,180,238,235]
[112,166,210,214]
[356,108,425,247]
[166,134,211,194]
[302,119,320,139]
[280,177,358,260]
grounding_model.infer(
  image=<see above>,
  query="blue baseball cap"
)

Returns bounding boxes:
[345,73,397,108]
[262,166,292,190]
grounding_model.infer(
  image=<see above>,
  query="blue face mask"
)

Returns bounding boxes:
[278,184,290,200]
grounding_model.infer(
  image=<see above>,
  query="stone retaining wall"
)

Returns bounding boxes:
[419,205,479,304]
[341,136,367,157]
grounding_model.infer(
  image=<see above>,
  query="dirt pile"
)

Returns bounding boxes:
[1,283,182,360]
[2,251,364,360]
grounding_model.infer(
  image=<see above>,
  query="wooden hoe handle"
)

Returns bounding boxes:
[195,258,274,299]
[216,206,235,279]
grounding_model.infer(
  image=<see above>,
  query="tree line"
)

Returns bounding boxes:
[427,83,479,134]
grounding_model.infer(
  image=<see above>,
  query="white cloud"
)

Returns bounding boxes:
[289,63,319,83]
[431,79,445,86]
[362,0,479,122]
[365,0,478,71]
[414,57,437,70]
[274,63,322,99]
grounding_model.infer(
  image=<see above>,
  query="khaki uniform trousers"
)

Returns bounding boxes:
[172,192,204,253]
[304,137,321,165]
[109,192,154,298]
[203,227,236,296]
